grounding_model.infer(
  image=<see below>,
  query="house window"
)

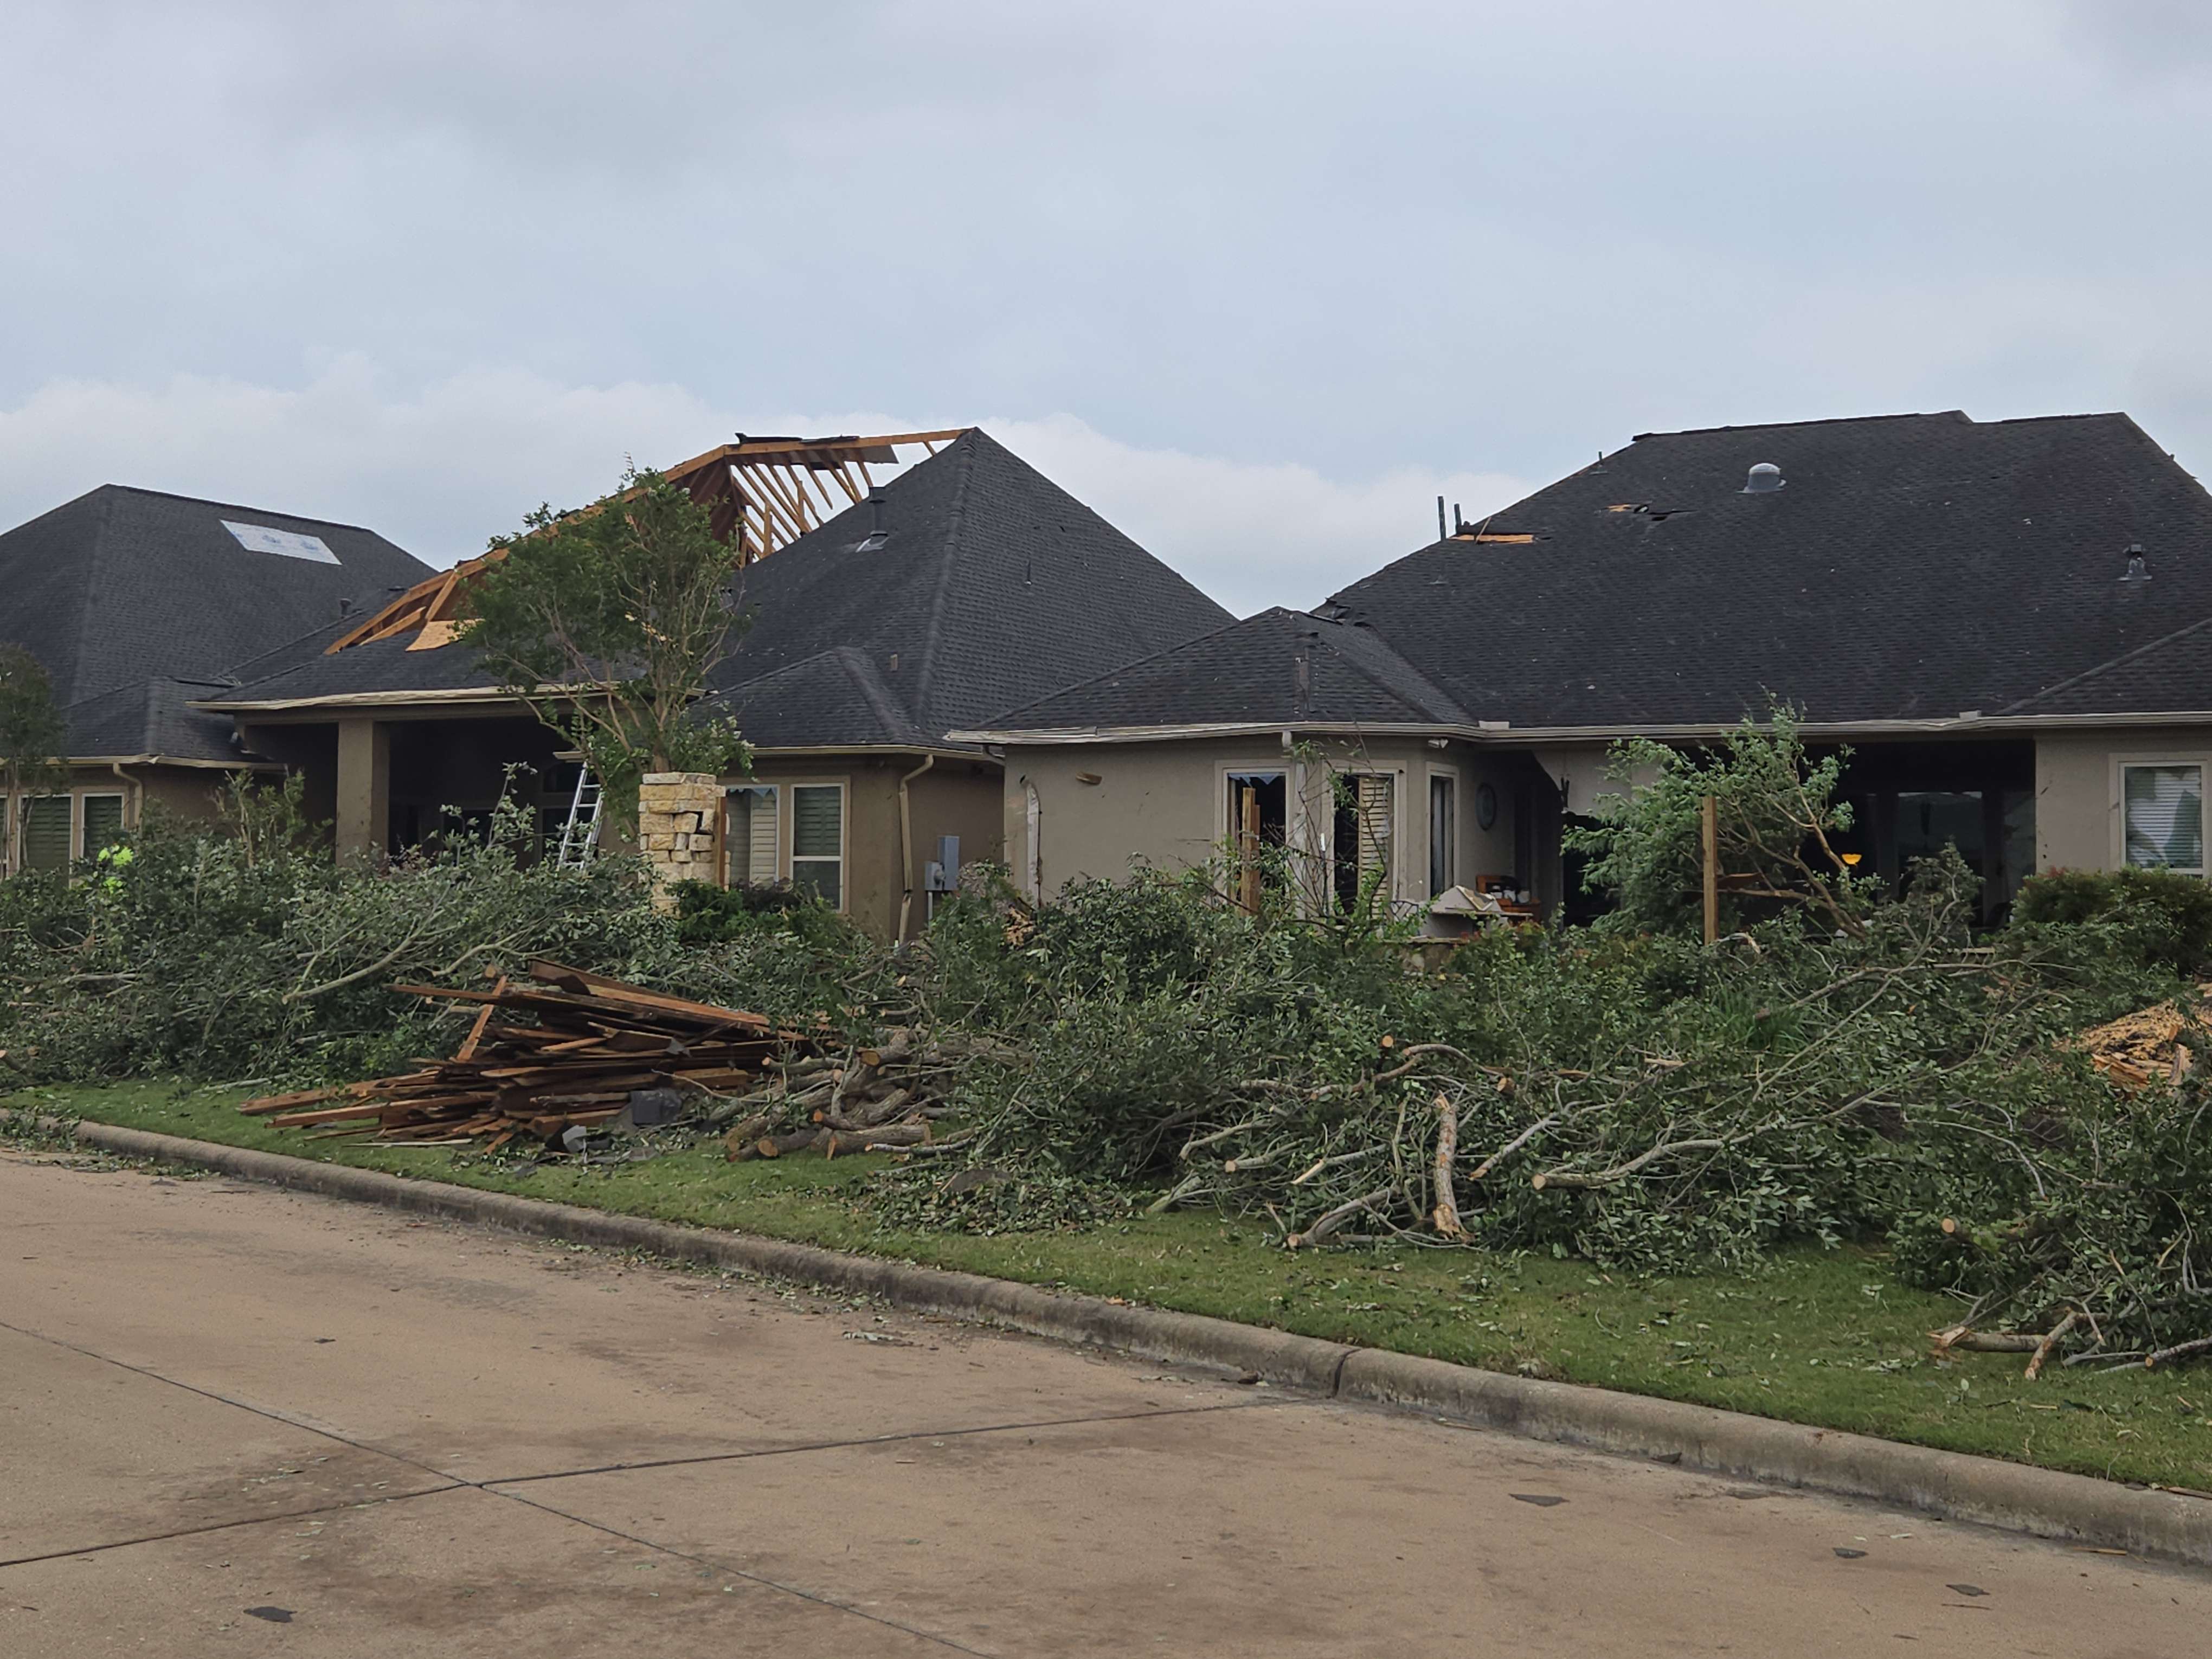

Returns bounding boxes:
[81,794,126,857]
[20,796,71,872]
[1332,773,1394,911]
[1429,773,1457,897]
[790,784,844,907]
[2124,764,2204,874]
[724,785,779,886]
[1226,770,1287,911]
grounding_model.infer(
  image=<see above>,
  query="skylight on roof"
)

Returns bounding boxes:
[223,520,339,564]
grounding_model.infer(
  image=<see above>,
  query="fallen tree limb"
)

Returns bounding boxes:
[1430,1092,1465,1238]
[1287,1185,1394,1250]
[1531,1138,1727,1192]
[2025,1310,2082,1380]
[2145,1334,2212,1370]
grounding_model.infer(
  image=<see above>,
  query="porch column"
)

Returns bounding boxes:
[335,717,390,867]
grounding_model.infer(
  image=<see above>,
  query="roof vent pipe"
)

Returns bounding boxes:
[854,493,891,553]
[1741,462,1784,493]
[2121,544,2151,584]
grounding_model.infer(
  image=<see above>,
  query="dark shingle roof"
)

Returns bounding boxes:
[0,485,434,709]
[2001,614,2212,717]
[712,648,935,749]
[61,677,242,762]
[974,607,1469,733]
[214,430,1236,750]
[1326,411,2212,728]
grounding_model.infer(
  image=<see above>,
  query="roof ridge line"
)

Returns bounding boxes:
[93,481,387,535]
[1995,608,2212,716]
[221,612,378,688]
[1323,620,1475,724]
[985,607,1289,725]
[61,487,119,705]
[909,434,976,732]
[1629,410,1969,442]
[832,645,923,744]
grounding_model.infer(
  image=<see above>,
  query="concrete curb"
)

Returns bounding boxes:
[20,1114,2212,1570]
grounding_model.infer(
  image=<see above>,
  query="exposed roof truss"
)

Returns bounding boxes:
[326,429,967,655]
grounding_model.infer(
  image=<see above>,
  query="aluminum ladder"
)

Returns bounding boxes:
[555,768,602,867]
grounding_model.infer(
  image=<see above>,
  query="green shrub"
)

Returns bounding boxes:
[670,878,857,950]
[2012,866,2212,974]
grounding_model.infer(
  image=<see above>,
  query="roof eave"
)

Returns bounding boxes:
[949,720,1469,746]
[67,753,286,770]
[747,742,990,762]
[194,686,543,715]
[956,710,2212,747]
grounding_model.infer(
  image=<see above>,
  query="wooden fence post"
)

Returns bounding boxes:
[1700,794,1719,945]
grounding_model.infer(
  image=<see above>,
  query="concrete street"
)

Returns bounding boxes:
[2,1147,2206,1657]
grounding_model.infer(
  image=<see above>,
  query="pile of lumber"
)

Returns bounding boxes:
[2072,987,2212,1090]
[241,961,802,1152]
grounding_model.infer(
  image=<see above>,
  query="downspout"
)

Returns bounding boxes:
[896,754,935,943]
[111,762,143,834]
[1024,779,1041,901]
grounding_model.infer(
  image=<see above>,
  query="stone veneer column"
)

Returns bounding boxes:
[635,771,721,912]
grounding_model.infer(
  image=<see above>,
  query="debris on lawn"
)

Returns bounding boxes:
[707,1025,987,1162]
[2070,989,2212,1090]
[240,961,812,1153]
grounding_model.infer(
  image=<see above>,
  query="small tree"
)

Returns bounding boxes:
[1565,704,1873,937]
[0,645,69,878]
[462,464,750,820]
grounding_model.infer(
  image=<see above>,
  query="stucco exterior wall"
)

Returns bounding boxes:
[2,763,240,875]
[1004,736,1531,909]
[729,755,1003,942]
[2035,726,2212,873]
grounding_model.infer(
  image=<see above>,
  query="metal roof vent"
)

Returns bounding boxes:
[2120,543,2151,583]
[853,493,891,553]
[1741,462,1784,494]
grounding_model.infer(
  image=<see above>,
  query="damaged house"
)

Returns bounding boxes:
[191,429,1233,939]
[963,411,2212,923]
[10,408,2211,931]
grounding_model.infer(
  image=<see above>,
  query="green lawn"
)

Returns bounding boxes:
[11,1078,2212,1491]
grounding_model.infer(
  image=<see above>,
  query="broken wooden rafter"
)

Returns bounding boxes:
[325,430,969,654]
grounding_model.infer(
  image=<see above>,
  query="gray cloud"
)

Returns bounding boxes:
[6,2,2211,613]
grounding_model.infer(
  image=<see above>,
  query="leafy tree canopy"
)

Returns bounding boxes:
[0,644,69,876]
[462,464,751,810]
[1565,704,1874,937]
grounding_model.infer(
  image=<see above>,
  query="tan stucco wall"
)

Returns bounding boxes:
[2035,726,2212,873]
[59,764,237,829]
[1530,743,1666,819]
[1004,736,1529,909]
[3,763,241,874]
[729,756,1002,942]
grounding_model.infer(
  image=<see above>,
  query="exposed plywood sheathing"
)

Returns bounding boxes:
[326,430,969,655]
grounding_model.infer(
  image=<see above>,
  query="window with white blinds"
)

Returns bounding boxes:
[723,786,779,886]
[1331,773,1394,911]
[2124,764,2204,874]
[790,784,844,908]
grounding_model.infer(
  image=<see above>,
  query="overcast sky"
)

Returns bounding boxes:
[5,1,2210,614]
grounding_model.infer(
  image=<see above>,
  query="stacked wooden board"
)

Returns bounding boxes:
[241,960,805,1152]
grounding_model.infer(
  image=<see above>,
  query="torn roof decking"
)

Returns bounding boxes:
[325,430,969,656]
